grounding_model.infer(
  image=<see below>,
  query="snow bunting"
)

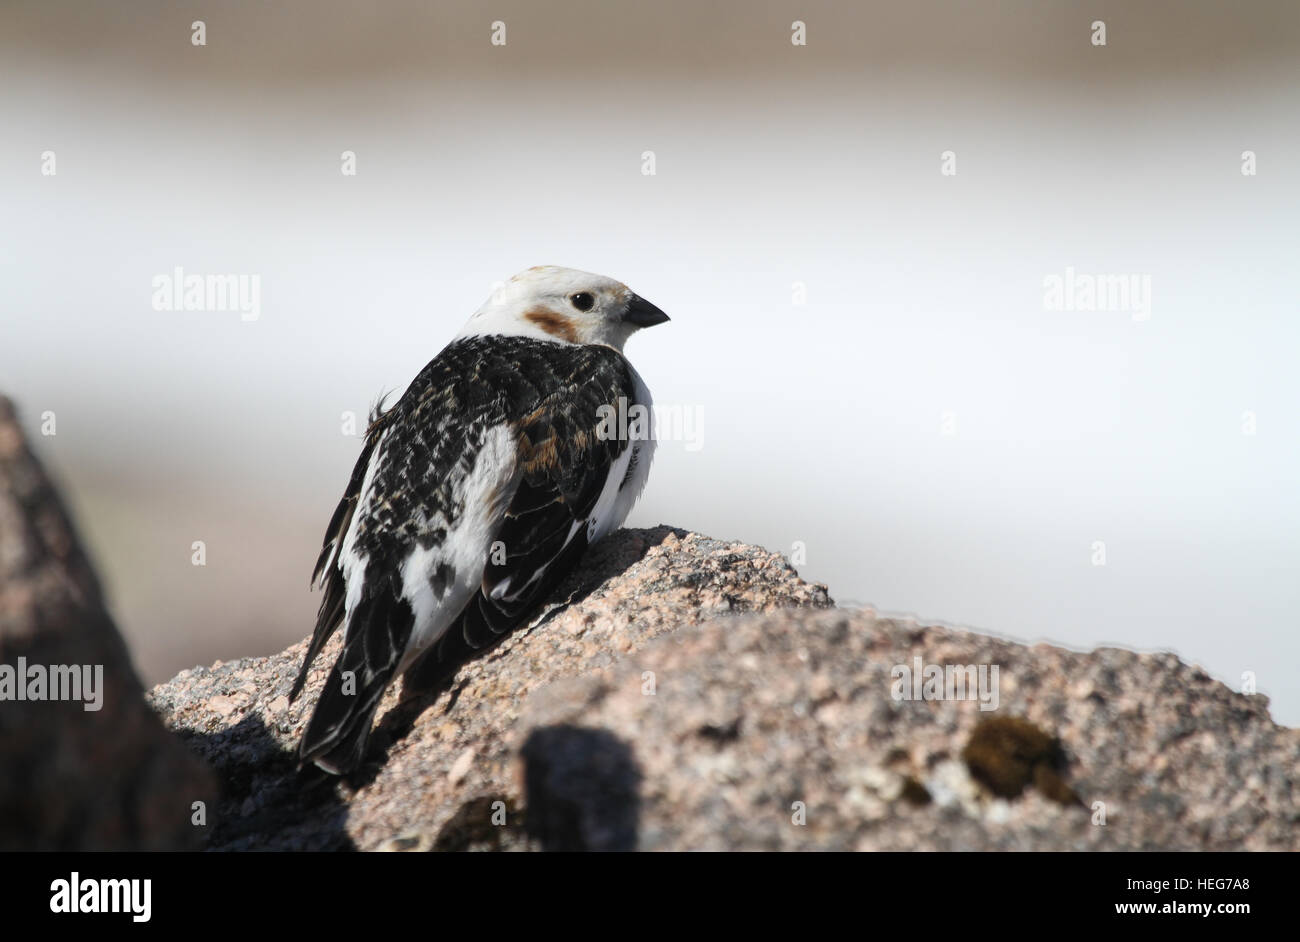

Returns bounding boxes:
[290,266,669,773]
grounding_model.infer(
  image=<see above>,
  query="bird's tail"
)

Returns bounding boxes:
[297,584,414,774]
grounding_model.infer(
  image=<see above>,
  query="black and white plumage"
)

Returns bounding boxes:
[290,266,669,774]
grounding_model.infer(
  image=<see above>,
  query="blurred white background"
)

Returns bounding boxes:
[2,1,1297,722]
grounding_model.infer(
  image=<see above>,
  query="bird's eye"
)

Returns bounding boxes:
[569,292,595,312]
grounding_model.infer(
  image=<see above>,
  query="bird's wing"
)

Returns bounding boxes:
[440,352,639,658]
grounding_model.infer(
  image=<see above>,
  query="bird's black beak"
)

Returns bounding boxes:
[624,294,670,328]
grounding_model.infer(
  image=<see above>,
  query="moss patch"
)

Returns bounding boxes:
[962,716,1080,807]
[899,776,933,806]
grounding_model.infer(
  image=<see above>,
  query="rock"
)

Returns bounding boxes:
[518,610,1298,850]
[146,526,832,850]
[0,397,214,850]
[148,521,1298,851]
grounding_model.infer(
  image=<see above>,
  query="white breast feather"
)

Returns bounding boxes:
[590,364,656,544]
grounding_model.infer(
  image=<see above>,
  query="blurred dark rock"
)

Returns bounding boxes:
[0,396,213,850]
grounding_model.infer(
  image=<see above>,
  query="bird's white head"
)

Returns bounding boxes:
[458,266,669,352]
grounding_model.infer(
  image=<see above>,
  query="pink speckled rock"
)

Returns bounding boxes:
[147,526,832,850]
[147,524,1298,851]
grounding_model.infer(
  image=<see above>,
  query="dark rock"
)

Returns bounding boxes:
[0,397,214,850]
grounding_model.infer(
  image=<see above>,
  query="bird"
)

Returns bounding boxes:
[289,266,669,774]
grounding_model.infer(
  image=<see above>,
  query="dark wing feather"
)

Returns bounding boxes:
[290,408,395,703]
[297,577,414,772]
